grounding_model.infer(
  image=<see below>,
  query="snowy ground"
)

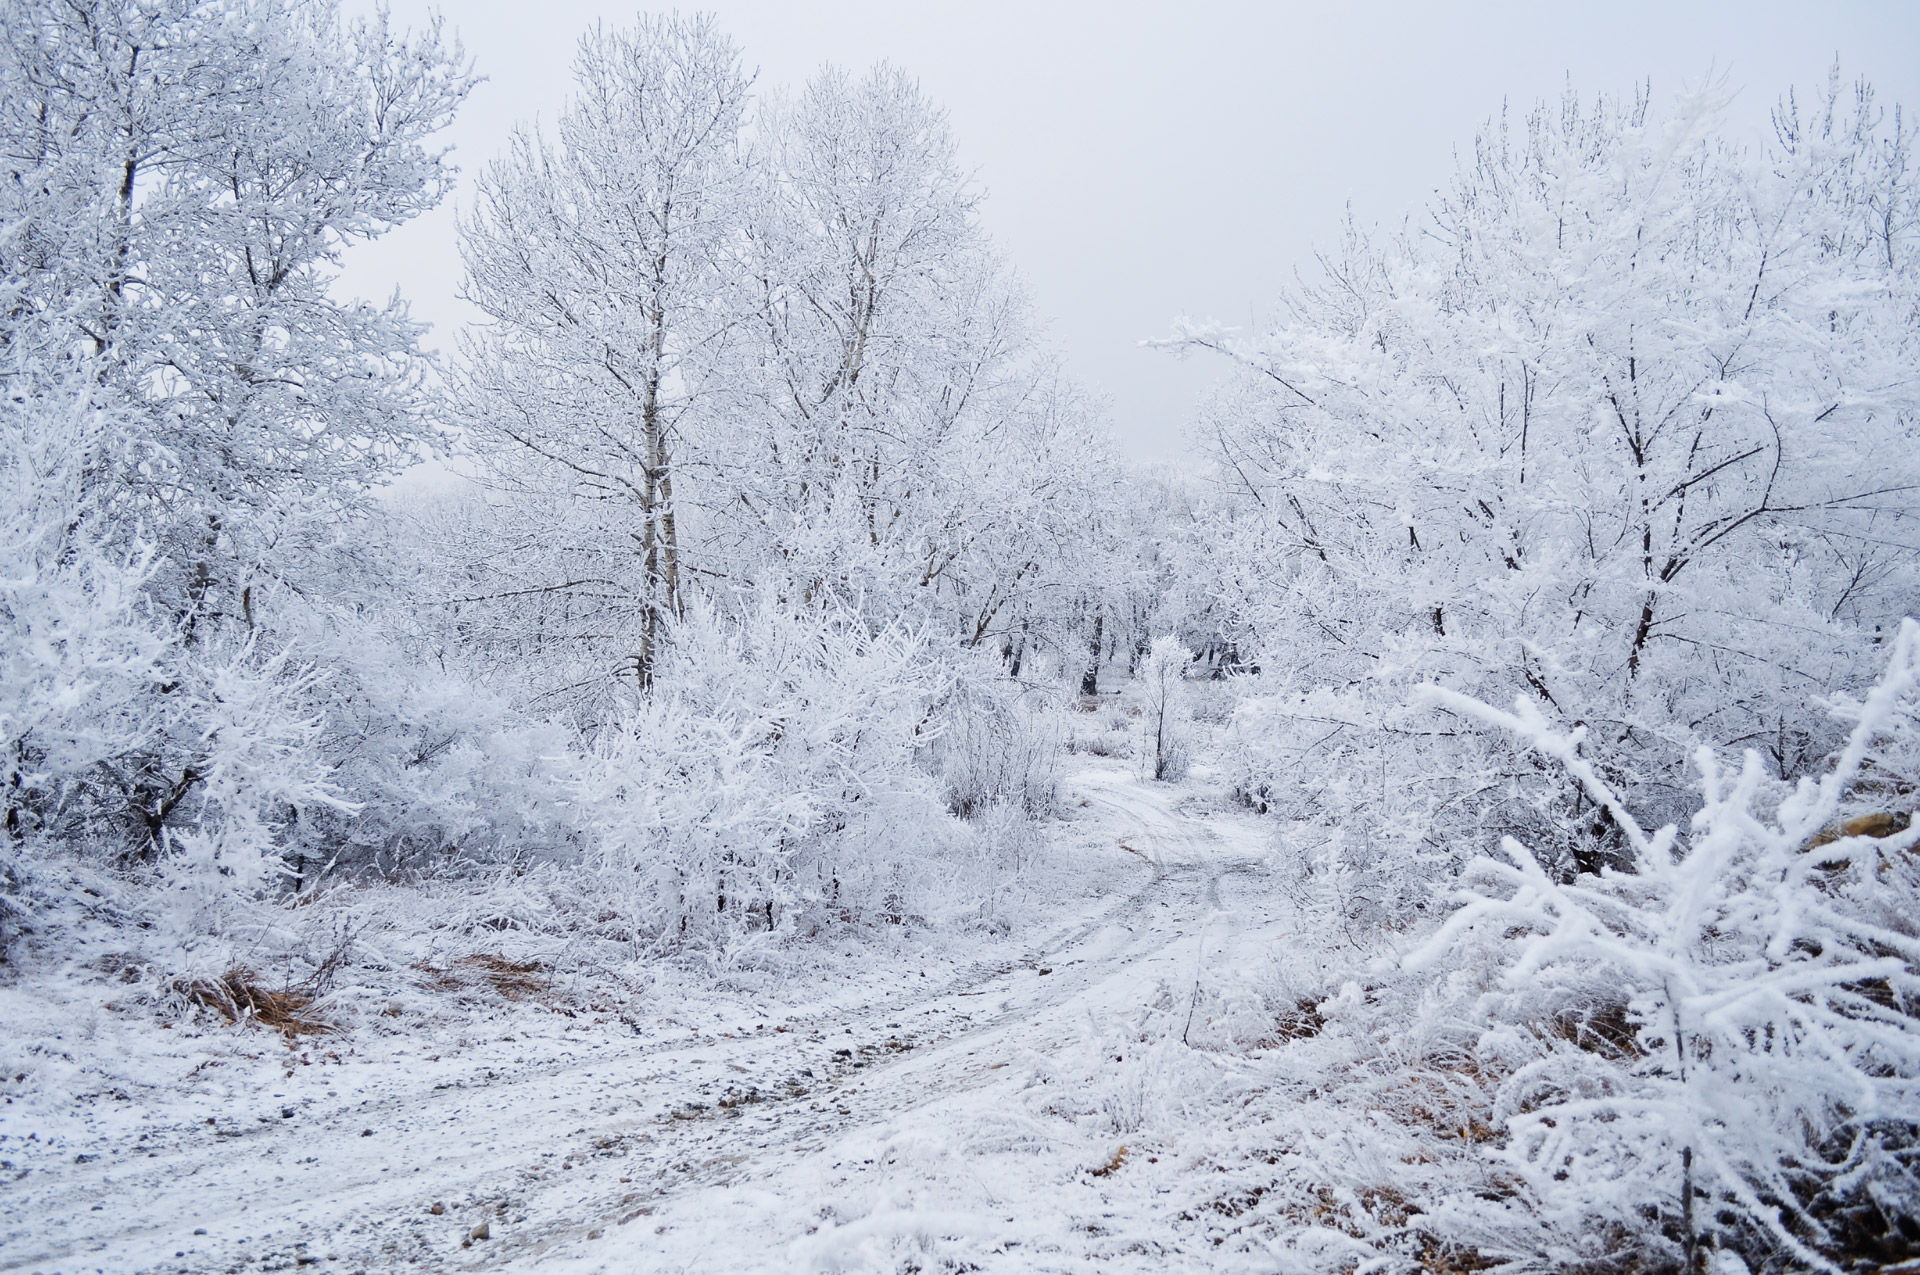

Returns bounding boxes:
[1,758,1339,1274]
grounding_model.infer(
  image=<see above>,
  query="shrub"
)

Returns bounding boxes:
[1138,635,1192,782]
[1408,619,1920,1272]
[928,658,1062,821]
[576,601,952,953]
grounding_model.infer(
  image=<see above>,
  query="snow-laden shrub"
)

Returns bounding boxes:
[576,601,954,953]
[0,389,163,845]
[964,798,1045,878]
[150,641,353,928]
[927,657,1062,822]
[281,602,579,880]
[1137,635,1192,782]
[0,357,166,952]
[1222,685,1480,926]
[1408,618,1920,1272]
[1224,638,1652,923]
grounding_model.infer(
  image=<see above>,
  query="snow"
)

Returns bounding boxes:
[2,758,1330,1273]
[5,9,1916,1269]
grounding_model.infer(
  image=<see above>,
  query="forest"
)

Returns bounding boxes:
[1,3,1917,1272]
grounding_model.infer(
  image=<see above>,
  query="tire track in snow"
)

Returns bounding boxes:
[480,765,1270,1270]
[3,765,1268,1273]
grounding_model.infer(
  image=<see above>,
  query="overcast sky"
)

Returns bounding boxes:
[337,1,1920,462]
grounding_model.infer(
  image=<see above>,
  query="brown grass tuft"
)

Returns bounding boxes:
[1415,1236,1500,1273]
[1394,1060,1502,1145]
[414,954,549,1001]
[1542,998,1641,1059]
[461,954,547,998]
[1253,998,1327,1048]
[173,967,333,1036]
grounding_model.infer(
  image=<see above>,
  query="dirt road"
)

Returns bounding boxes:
[3,763,1282,1273]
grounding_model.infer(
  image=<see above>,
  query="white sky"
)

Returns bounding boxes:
[338,1,1920,461]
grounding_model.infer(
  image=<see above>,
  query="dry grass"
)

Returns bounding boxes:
[1090,1144,1130,1177]
[462,953,548,998]
[1188,1175,1500,1271]
[1414,1236,1500,1272]
[1266,997,1327,1045]
[1380,1052,1504,1147]
[1537,997,1643,1060]
[414,953,549,1001]
[173,967,333,1036]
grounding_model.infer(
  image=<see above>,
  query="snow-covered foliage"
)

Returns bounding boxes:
[0,370,161,855]
[1182,75,1920,911]
[154,643,349,924]
[2,6,1916,1268]
[1138,636,1193,782]
[576,602,954,951]
[927,655,1064,823]
[1407,619,1920,1271]
[0,357,163,953]
[0,0,476,904]
[271,593,581,879]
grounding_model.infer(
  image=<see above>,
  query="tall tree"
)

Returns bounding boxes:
[2,0,471,624]
[0,0,471,853]
[1183,75,1920,862]
[458,13,752,690]
[723,64,1121,656]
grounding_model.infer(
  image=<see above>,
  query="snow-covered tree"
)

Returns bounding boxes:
[457,13,752,693]
[1138,635,1192,782]
[722,64,1009,604]
[1,0,473,868]
[452,33,1127,708]
[1184,73,1920,888]
[3,0,471,625]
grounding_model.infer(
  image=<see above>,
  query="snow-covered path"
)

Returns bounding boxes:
[4,763,1288,1273]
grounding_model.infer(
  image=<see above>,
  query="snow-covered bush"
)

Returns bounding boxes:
[0,365,163,953]
[153,641,351,926]
[0,378,162,852]
[576,602,955,953]
[928,658,1063,822]
[1138,635,1193,782]
[1408,618,1920,1272]
[1065,692,1134,759]
[269,585,581,881]
[1224,666,1591,924]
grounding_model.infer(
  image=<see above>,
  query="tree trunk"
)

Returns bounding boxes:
[1681,1143,1698,1274]
[635,298,679,690]
[1080,609,1104,696]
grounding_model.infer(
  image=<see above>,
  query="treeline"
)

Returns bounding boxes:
[1163,75,1920,1272]
[5,5,1919,1264]
[0,3,1177,949]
